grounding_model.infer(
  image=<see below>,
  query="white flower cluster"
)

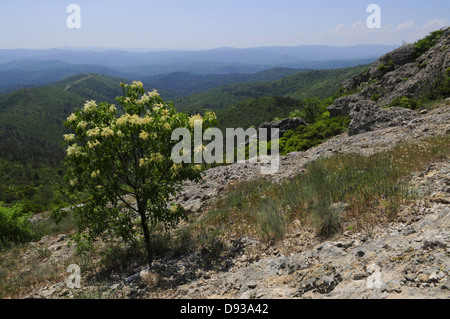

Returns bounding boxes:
[137,90,159,105]
[91,170,100,179]
[67,113,77,122]
[116,114,154,126]
[189,114,203,128]
[77,121,87,130]
[172,163,182,173]
[101,127,114,137]
[83,100,97,113]
[204,111,217,122]
[130,81,144,89]
[87,127,101,137]
[87,140,100,149]
[151,152,164,162]
[67,144,82,156]
[139,131,149,140]
[64,134,75,141]
[139,152,165,167]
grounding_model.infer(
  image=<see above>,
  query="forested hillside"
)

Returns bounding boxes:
[0,74,129,210]
[140,68,303,97]
[0,60,129,94]
[175,65,368,114]
[0,65,369,212]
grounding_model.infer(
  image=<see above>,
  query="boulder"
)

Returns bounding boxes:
[245,117,307,146]
[348,100,417,136]
[375,43,417,69]
[327,94,365,118]
[259,117,307,138]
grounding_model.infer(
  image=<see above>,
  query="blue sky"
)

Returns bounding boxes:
[0,0,448,49]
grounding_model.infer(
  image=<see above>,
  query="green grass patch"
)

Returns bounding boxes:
[185,134,450,242]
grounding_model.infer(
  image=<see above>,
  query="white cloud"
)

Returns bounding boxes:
[302,20,395,46]
[297,18,448,46]
[397,21,415,31]
[422,18,448,32]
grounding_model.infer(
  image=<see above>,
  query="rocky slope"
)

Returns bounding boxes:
[328,27,450,135]
[22,102,450,299]
[165,160,450,299]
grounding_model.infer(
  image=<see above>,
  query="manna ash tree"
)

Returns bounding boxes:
[63,81,217,264]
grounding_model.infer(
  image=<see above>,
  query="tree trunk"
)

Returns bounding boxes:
[137,201,153,266]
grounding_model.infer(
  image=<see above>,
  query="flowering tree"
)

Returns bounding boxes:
[63,81,217,264]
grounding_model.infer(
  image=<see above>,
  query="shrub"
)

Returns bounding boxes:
[0,203,33,247]
[280,116,350,155]
[438,67,450,97]
[388,96,418,109]
[414,29,445,57]
[289,109,303,118]
[417,62,428,70]
[311,201,343,238]
[377,60,394,73]
[301,97,326,123]
[371,93,381,102]
[378,64,387,72]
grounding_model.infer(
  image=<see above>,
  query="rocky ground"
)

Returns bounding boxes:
[163,160,450,299]
[21,104,450,299]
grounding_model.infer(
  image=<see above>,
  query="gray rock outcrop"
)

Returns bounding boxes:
[259,117,307,138]
[348,101,417,136]
[246,117,307,147]
[327,27,450,136]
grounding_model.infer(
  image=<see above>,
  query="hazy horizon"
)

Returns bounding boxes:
[0,43,400,53]
[0,0,448,50]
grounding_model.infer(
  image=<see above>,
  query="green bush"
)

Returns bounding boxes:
[377,60,394,73]
[301,97,326,123]
[388,96,418,109]
[0,203,33,247]
[439,67,450,97]
[371,93,381,102]
[280,116,350,155]
[414,29,445,57]
[378,64,387,72]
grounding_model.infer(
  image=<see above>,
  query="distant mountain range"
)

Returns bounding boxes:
[0,44,396,94]
[0,45,398,68]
